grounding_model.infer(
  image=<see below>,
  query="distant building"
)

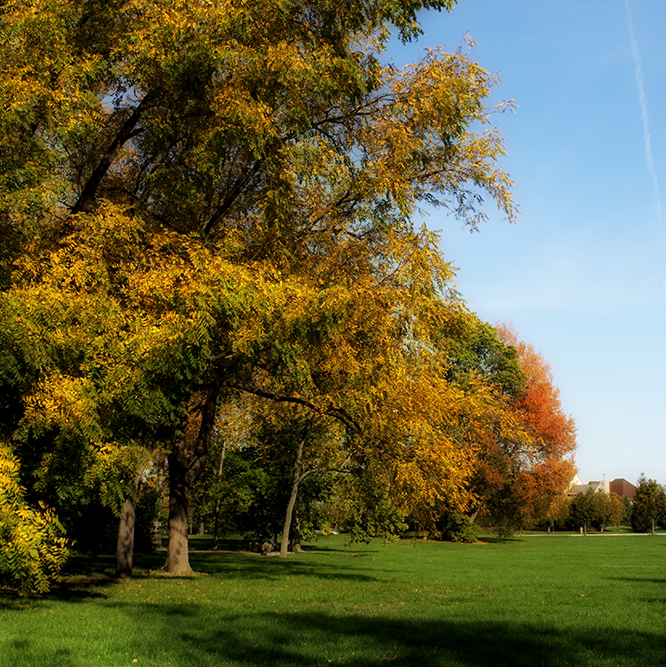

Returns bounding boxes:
[566,473,585,496]
[567,475,637,499]
[609,478,637,500]
[567,475,609,497]
[587,480,610,493]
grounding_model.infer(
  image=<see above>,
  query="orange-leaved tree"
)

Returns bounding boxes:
[489,323,577,531]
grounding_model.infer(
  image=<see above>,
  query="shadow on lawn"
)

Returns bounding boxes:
[611,576,666,605]
[162,609,666,666]
[8,600,665,666]
[96,606,666,666]
[53,547,386,591]
[188,551,382,580]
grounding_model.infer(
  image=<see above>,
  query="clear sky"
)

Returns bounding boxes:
[388,0,666,486]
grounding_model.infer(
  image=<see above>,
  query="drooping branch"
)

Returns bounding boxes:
[224,382,362,434]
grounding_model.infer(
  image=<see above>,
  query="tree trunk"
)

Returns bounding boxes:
[115,497,137,578]
[290,511,303,554]
[652,517,655,535]
[151,461,166,549]
[163,389,220,574]
[72,93,152,214]
[152,518,163,550]
[280,434,306,558]
[163,451,193,574]
[114,460,149,578]
[212,441,227,550]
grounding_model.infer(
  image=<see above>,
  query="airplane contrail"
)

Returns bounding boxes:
[625,0,662,228]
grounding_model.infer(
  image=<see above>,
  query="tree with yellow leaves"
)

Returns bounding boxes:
[0,0,521,576]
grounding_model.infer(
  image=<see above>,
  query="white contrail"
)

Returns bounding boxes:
[625,0,662,227]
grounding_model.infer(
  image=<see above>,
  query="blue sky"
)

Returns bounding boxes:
[388,0,666,486]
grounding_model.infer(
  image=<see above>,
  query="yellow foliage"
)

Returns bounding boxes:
[0,0,524,548]
[0,443,69,594]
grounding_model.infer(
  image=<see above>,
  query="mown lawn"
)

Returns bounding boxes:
[2,533,665,666]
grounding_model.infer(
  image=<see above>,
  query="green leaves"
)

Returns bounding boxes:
[631,475,666,533]
[0,443,69,594]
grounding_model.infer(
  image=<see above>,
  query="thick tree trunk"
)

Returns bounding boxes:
[151,462,166,549]
[114,460,149,578]
[163,452,193,574]
[280,435,306,558]
[115,497,137,578]
[163,389,220,574]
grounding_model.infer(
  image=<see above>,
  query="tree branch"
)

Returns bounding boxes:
[223,382,362,434]
[202,159,263,235]
[72,93,152,214]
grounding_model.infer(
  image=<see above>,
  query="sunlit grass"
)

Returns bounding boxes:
[2,533,665,666]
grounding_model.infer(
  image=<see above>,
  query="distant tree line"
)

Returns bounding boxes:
[537,475,666,538]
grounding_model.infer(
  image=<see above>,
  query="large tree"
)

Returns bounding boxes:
[1,0,520,577]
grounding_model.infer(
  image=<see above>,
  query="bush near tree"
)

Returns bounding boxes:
[569,489,627,535]
[0,445,69,594]
[570,489,596,535]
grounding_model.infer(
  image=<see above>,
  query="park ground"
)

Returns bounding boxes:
[1,532,665,667]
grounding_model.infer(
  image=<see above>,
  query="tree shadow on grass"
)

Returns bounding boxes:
[610,576,666,605]
[477,536,525,545]
[49,573,113,602]
[302,543,381,555]
[0,588,40,612]
[187,551,385,583]
[0,574,112,610]
[17,602,661,667]
[9,549,386,606]
[140,607,666,666]
[6,570,666,665]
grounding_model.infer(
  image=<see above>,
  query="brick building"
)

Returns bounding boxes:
[609,478,637,500]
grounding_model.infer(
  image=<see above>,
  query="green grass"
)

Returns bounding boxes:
[2,533,666,666]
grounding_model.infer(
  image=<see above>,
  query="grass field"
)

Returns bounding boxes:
[2,533,665,666]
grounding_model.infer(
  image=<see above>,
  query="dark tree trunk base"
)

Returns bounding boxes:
[115,497,137,578]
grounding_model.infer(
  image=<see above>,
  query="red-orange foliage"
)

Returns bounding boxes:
[477,323,577,529]
[496,323,576,463]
